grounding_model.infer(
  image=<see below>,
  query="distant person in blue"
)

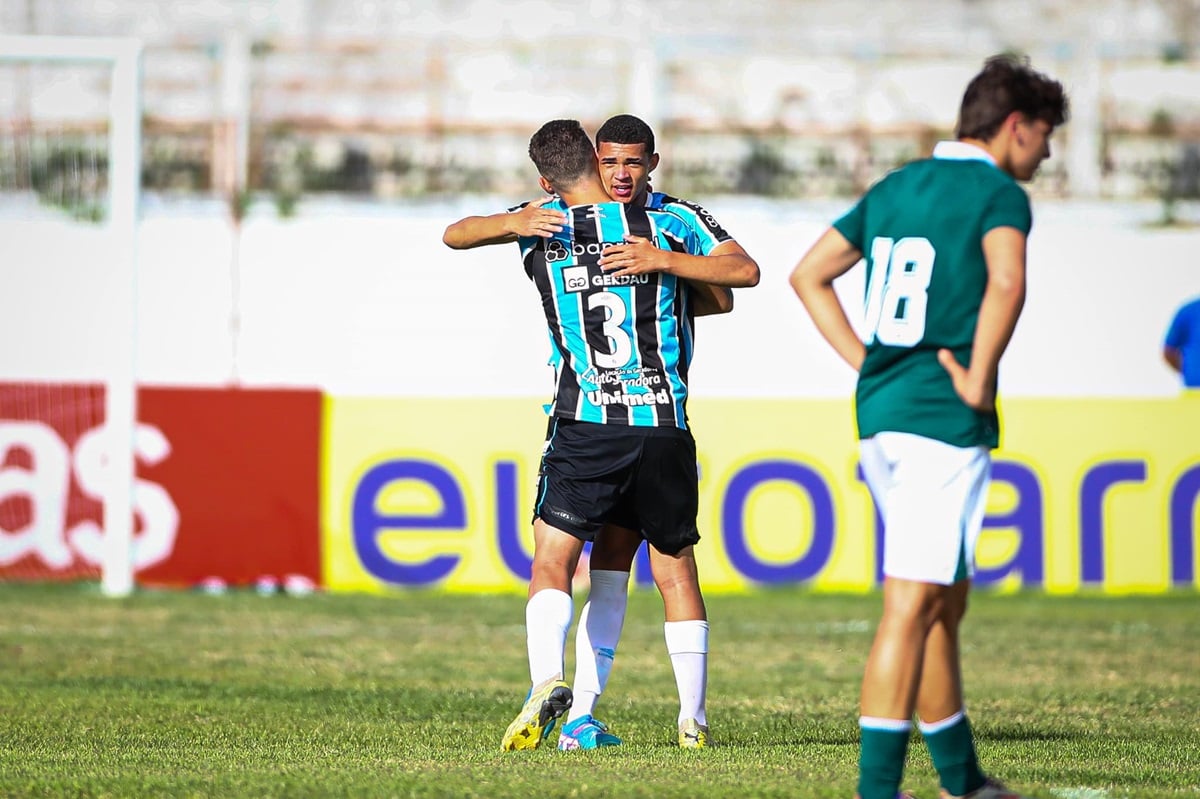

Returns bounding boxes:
[1163,296,1200,388]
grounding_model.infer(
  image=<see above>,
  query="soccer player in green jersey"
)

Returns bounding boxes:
[790,55,1068,799]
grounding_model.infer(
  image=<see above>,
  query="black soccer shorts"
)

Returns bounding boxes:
[532,418,701,556]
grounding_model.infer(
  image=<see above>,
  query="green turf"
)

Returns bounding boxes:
[0,583,1197,798]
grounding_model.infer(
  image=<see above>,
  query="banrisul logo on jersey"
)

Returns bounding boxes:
[545,239,618,264]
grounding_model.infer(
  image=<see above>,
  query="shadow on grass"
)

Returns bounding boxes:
[977,725,1089,743]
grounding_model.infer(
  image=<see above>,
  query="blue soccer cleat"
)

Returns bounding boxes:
[556,714,622,750]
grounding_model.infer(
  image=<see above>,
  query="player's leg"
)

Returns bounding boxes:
[858,576,948,798]
[503,517,583,751]
[916,579,992,798]
[560,523,638,750]
[856,433,982,798]
[527,517,587,678]
[569,523,637,720]
[633,427,705,743]
[647,542,710,748]
[636,429,708,747]
[914,447,1020,799]
[504,419,625,751]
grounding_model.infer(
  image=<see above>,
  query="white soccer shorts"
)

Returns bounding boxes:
[858,431,991,585]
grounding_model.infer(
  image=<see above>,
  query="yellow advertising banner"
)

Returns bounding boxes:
[322,395,1200,594]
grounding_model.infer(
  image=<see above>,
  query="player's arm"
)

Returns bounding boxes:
[1163,312,1186,374]
[599,238,760,287]
[683,240,750,316]
[936,226,1028,412]
[442,197,566,250]
[686,280,735,316]
[789,227,867,372]
[1164,345,1183,374]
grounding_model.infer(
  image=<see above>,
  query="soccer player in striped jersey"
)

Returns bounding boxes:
[790,55,1068,799]
[455,118,744,752]
[563,114,757,751]
[444,117,758,751]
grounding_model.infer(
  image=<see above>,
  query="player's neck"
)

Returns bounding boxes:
[559,177,612,207]
[960,135,1014,178]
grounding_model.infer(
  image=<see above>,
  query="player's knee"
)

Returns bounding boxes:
[883,582,947,629]
[589,537,639,571]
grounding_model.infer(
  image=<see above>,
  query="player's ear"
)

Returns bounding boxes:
[648,152,660,174]
[1004,110,1025,144]
[538,176,555,195]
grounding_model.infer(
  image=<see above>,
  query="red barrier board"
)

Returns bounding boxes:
[0,384,322,589]
[0,383,106,581]
[136,387,322,589]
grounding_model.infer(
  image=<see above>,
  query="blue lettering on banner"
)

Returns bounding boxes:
[977,462,1045,585]
[344,454,1200,590]
[352,459,463,584]
[1080,460,1147,584]
[722,460,834,583]
[1169,463,1200,584]
[495,460,533,581]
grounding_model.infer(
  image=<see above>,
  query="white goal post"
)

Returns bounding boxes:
[0,35,143,597]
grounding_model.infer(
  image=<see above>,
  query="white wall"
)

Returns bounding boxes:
[3,197,1195,398]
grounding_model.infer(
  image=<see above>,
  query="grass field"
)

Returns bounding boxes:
[1,584,1197,798]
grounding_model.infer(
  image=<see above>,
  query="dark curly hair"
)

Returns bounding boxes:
[956,54,1070,141]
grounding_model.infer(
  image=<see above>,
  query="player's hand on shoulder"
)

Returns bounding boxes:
[508,196,566,238]
[599,235,667,276]
[937,349,996,413]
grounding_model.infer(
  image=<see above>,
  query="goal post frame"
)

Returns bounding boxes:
[0,35,143,597]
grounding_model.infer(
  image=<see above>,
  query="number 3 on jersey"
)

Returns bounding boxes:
[863,236,935,347]
[588,290,633,368]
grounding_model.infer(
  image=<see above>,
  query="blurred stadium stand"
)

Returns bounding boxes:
[3,0,1200,202]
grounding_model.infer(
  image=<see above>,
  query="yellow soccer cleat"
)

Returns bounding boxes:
[500,678,573,752]
[677,718,709,749]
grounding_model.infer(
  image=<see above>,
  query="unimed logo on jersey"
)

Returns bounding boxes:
[562,266,590,293]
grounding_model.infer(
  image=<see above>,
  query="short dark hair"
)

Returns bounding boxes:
[956,54,1069,141]
[528,119,596,189]
[595,114,655,154]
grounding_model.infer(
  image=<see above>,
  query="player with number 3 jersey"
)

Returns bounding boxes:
[444,115,758,752]
[518,198,707,429]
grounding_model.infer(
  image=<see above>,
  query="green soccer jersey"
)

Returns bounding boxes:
[832,141,1033,448]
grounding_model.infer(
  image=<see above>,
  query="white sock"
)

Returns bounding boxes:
[568,570,629,722]
[917,709,965,735]
[525,588,573,686]
[665,619,709,725]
